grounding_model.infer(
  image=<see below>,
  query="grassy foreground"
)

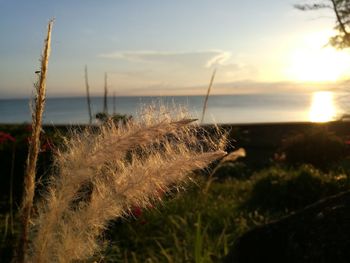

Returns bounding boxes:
[1,122,350,262]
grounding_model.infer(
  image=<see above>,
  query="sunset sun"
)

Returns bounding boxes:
[286,31,350,82]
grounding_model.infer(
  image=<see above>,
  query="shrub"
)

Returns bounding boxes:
[96,112,133,125]
[243,165,349,213]
[280,129,346,171]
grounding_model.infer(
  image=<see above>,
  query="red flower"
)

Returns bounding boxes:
[131,206,143,218]
[0,131,16,144]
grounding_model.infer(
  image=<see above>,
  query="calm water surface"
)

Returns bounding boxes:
[0,92,347,124]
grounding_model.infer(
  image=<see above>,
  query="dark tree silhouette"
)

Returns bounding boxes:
[295,0,350,48]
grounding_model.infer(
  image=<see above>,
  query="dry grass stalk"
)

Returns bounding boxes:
[16,19,54,263]
[220,148,246,163]
[28,107,227,262]
[201,69,217,124]
[113,91,116,115]
[84,65,93,124]
[204,147,245,193]
[103,72,108,114]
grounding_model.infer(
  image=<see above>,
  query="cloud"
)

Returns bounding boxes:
[205,51,231,68]
[100,80,339,97]
[99,49,232,68]
[97,49,264,91]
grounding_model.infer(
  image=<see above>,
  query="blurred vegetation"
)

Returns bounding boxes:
[243,165,350,213]
[280,129,347,171]
[1,123,350,262]
[95,112,132,125]
[212,161,250,180]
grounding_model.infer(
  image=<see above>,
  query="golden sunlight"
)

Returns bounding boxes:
[286,31,350,82]
[309,91,336,122]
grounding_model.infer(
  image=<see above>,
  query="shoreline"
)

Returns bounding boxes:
[2,120,350,169]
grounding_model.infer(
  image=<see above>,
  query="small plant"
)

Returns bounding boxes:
[111,113,133,125]
[96,112,132,125]
[95,112,109,122]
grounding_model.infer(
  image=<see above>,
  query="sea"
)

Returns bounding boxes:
[0,92,348,125]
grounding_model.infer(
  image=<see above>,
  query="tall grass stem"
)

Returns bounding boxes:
[103,72,108,114]
[84,65,93,124]
[113,91,116,115]
[201,69,217,124]
[16,19,53,263]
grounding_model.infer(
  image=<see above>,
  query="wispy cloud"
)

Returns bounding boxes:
[99,49,232,68]
[205,51,231,68]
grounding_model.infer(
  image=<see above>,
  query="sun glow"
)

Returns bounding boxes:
[286,31,350,82]
[309,91,337,122]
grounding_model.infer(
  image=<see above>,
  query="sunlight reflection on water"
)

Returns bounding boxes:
[309,91,338,122]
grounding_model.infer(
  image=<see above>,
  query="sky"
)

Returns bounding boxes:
[1,0,350,98]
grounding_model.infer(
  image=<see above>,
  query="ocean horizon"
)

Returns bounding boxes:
[0,92,347,125]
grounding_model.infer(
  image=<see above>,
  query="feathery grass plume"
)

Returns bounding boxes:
[29,106,227,262]
[16,19,54,263]
[84,65,93,124]
[201,68,217,124]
